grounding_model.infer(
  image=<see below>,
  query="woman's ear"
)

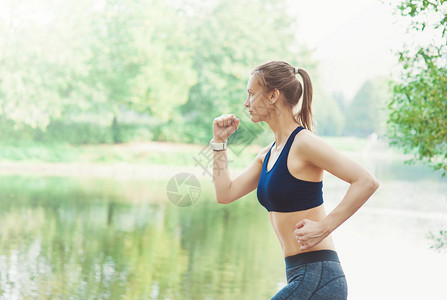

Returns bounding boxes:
[270,88,280,103]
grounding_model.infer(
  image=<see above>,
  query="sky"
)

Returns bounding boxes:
[288,0,415,101]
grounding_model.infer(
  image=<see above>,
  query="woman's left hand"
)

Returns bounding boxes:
[294,219,329,251]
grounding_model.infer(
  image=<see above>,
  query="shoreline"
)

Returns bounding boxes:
[0,161,246,180]
[0,139,423,179]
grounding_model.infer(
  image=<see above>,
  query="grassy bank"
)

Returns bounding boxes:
[0,136,378,167]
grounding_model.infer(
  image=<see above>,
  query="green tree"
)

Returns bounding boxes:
[343,77,390,137]
[0,0,197,143]
[386,0,447,175]
[87,0,197,143]
[0,0,346,145]
[312,89,345,136]
[171,0,326,144]
[0,0,97,130]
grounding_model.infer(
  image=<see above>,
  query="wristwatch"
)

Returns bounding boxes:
[209,138,227,151]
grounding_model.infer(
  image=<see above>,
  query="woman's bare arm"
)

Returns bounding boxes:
[294,130,380,251]
[212,148,232,203]
[213,148,265,204]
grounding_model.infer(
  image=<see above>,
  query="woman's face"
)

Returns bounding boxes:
[244,74,272,122]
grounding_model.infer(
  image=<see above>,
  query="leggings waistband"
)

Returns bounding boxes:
[285,249,340,269]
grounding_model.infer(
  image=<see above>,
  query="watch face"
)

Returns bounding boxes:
[209,139,225,150]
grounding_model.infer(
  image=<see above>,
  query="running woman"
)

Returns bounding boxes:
[210,60,379,300]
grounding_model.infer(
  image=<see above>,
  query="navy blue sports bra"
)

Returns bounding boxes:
[257,125,323,212]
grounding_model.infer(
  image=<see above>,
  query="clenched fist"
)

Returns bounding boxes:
[213,114,240,143]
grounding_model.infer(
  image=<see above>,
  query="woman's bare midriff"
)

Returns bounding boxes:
[262,131,335,257]
[269,204,335,257]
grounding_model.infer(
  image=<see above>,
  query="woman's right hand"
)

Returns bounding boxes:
[213,114,240,142]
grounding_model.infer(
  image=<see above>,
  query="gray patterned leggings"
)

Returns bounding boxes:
[271,250,348,300]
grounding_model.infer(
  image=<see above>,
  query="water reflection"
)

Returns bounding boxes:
[0,153,446,299]
[0,176,284,299]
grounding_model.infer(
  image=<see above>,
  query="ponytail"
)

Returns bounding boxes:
[295,68,318,133]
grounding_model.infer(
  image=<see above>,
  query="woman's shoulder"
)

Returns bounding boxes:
[292,127,331,154]
[295,126,315,140]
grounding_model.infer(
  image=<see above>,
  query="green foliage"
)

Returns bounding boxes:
[343,77,391,137]
[0,0,196,136]
[0,0,98,129]
[313,90,345,136]
[0,0,347,147]
[87,0,197,122]
[428,230,447,251]
[173,0,325,144]
[386,0,447,175]
[0,118,155,146]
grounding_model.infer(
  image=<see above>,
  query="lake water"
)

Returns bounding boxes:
[0,144,446,299]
